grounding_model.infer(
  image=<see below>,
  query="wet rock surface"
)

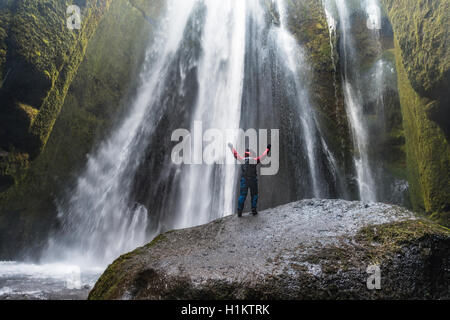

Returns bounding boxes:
[89,199,450,299]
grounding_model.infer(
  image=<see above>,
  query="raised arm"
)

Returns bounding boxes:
[228,143,244,163]
[254,144,271,164]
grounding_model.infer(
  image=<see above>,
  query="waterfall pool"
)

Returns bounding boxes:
[0,261,103,300]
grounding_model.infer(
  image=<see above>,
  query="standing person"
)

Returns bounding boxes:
[228,143,271,217]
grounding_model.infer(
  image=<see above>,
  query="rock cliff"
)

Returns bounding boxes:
[381,0,450,224]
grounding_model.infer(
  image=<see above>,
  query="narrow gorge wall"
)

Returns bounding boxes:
[381,0,450,224]
[0,0,164,259]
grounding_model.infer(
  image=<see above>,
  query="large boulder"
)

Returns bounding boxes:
[89,199,450,300]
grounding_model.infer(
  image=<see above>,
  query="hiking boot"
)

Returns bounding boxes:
[237,210,243,217]
[251,208,258,216]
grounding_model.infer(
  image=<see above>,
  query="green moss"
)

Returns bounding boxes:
[429,212,450,229]
[392,37,450,221]
[306,219,450,272]
[381,0,449,99]
[88,250,140,300]
[357,219,450,262]
[89,233,168,300]
[0,1,12,87]
[0,151,29,181]
[26,0,114,157]
[381,0,450,136]
[145,234,166,248]
[0,1,114,163]
[380,0,450,222]
[17,103,39,127]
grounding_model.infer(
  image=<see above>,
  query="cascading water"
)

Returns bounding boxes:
[361,0,408,204]
[275,0,327,199]
[323,2,341,116]
[322,0,407,205]
[173,0,247,228]
[174,0,342,227]
[323,0,378,202]
[275,0,344,200]
[43,0,200,268]
[41,0,346,269]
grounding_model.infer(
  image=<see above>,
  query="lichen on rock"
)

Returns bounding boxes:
[393,37,450,224]
[380,0,450,225]
[381,0,449,135]
[0,0,113,185]
[381,0,449,101]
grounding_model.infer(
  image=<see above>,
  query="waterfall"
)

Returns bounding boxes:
[323,3,341,116]
[174,0,341,228]
[43,0,199,267]
[323,0,379,203]
[42,0,344,268]
[322,0,405,204]
[173,0,247,228]
[275,0,324,198]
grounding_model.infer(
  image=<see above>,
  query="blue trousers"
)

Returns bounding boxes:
[238,177,258,211]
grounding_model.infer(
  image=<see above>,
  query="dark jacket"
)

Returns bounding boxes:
[231,147,270,179]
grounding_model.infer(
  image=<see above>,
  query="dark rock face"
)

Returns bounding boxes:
[89,199,450,300]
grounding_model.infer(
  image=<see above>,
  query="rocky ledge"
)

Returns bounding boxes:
[89,199,450,300]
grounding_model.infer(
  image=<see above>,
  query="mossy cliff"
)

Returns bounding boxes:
[0,0,164,259]
[0,0,113,190]
[381,0,449,110]
[381,0,450,225]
